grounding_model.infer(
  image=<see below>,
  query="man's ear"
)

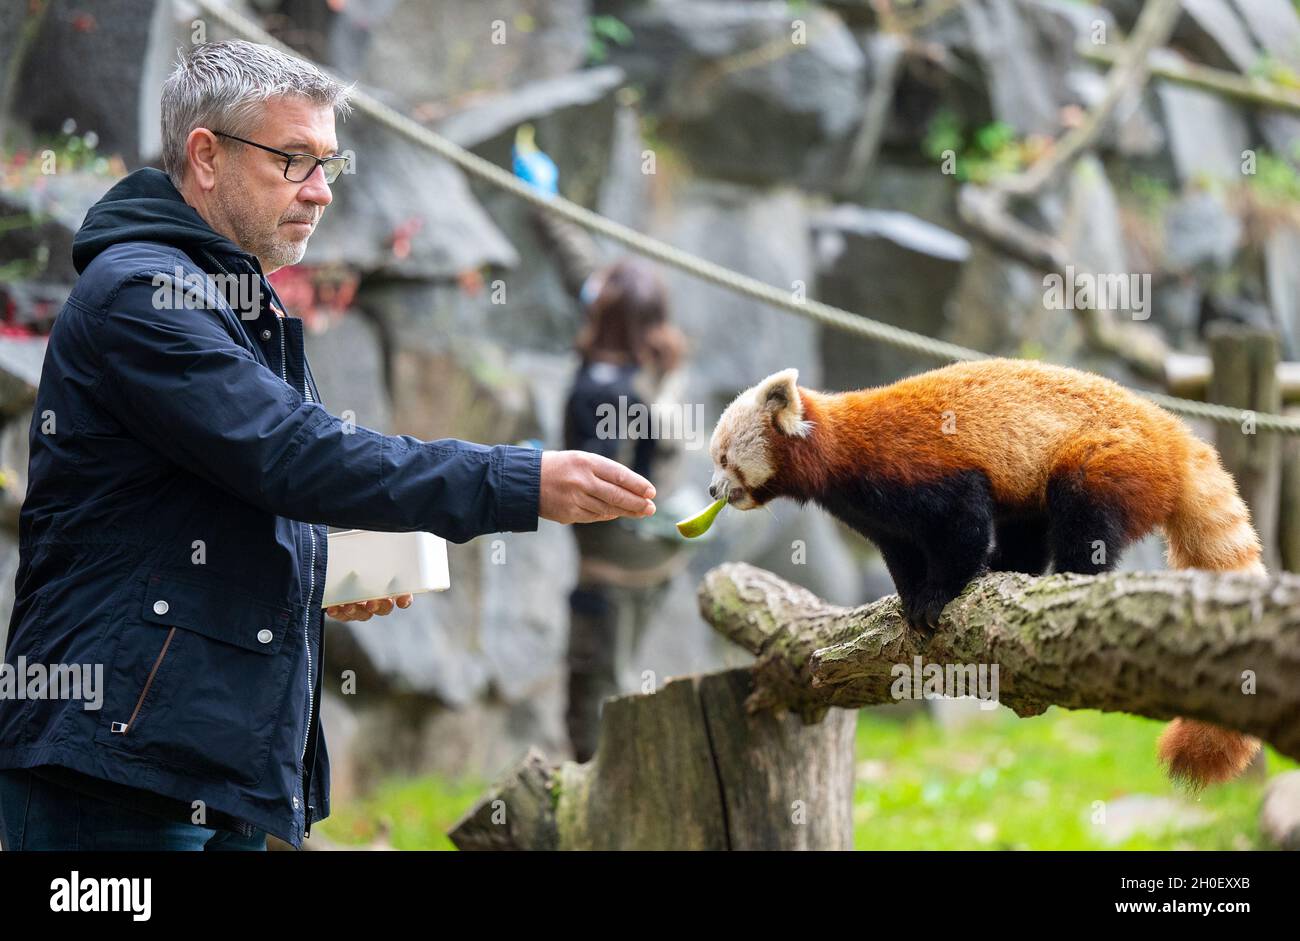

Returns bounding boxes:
[186,128,222,192]
[757,368,811,437]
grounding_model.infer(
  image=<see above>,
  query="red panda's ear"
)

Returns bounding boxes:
[758,368,810,437]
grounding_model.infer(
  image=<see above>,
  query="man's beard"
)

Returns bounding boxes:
[214,187,310,271]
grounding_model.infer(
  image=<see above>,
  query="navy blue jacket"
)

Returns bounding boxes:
[0,168,542,847]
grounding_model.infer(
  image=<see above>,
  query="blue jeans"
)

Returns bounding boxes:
[0,768,267,851]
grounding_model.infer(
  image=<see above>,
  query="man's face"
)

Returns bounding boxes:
[212,97,336,273]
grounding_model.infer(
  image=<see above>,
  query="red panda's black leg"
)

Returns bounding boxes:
[990,515,1051,574]
[905,471,995,629]
[873,535,929,617]
[1046,474,1129,574]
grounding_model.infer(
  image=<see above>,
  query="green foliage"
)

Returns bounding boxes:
[1248,150,1300,203]
[1127,172,1174,218]
[1249,53,1300,91]
[1015,338,1048,361]
[587,14,633,64]
[1,125,117,178]
[921,110,1029,183]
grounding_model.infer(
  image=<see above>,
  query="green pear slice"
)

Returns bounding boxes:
[676,498,727,538]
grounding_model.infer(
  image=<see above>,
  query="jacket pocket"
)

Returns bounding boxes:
[95,569,298,789]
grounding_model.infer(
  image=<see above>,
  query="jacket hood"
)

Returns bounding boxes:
[72,167,255,275]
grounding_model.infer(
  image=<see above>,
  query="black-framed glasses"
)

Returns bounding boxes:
[212,131,350,183]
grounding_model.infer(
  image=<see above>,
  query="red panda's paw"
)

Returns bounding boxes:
[900,589,951,632]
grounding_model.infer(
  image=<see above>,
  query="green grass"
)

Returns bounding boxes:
[313,774,487,851]
[853,706,1295,850]
[316,707,1294,850]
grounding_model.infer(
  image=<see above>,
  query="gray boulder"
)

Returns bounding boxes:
[302,309,393,432]
[1260,770,1300,850]
[1179,0,1260,72]
[1265,223,1300,360]
[9,0,161,165]
[0,172,117,289]
[860,161,962,233]
[960,0,1093,137]
[812,206,970,388]
[1059,156,1128,277]
[641,177,822,403]
[305,108,519,278]
[946,242,1064,360]
[327,0,590,109]
[1164,189,1243,274]
[1152,51,1252,185]
[608,1,870,188]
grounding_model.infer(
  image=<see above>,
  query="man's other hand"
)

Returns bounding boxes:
[326,593,414,622]
[539,450,656,524]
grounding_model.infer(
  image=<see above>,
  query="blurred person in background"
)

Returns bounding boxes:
[515,129,695,762]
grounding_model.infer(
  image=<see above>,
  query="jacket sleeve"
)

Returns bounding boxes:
[84,274,540,543]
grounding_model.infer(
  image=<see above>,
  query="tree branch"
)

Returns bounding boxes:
[1081,42,1300,115]
[696,563,1300,762]
[994,0,1184,198]
[956,0,1184,381]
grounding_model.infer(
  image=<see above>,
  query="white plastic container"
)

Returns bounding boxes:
[322,529,450,608]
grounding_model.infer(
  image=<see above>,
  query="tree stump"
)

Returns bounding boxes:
[450,668,857,850]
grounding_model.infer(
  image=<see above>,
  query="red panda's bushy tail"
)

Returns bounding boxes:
[1157,436,1264,790]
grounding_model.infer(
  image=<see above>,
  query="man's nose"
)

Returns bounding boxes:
[299,164,333,207]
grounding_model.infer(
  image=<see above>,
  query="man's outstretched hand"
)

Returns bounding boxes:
[326,594,413,622]
[326,453,652,621]
[539,450,656,524]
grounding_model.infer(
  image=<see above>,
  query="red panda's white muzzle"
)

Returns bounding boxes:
[710,471,757,509]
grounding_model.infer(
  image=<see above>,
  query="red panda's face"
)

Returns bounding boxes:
[708,367,813,510]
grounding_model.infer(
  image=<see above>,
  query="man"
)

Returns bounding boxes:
[0,39,656,851]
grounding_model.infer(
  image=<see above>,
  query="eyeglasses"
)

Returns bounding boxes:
[212,131,350,184]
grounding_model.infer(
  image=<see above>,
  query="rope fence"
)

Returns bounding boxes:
[191,0,1300,436]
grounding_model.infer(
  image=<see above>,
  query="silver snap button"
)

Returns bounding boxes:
[257,629,273,644]
[292,796,299,809]
[153,599,169,615]
[261,329,272,340]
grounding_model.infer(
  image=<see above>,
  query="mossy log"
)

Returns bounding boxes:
[698,563,1300,762]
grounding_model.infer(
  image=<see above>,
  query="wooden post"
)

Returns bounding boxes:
[1281,404,1300,574]
[450,669,858,850]
[1207,322,1283,574]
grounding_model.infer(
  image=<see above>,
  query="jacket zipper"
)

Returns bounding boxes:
[278,310,319,832]
[206,252,321,834]
[110,628,176,734]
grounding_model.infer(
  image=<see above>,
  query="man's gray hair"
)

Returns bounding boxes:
[161,39,353,186]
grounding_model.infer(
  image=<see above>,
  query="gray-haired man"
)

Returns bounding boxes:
[0,39,655,851]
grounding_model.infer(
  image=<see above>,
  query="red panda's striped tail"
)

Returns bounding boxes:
[1157,718,1260,790]
[1157,436,1264,790]
[1162,437,1264,574]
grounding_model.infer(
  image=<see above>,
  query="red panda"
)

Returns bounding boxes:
[707,358,1266,790]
